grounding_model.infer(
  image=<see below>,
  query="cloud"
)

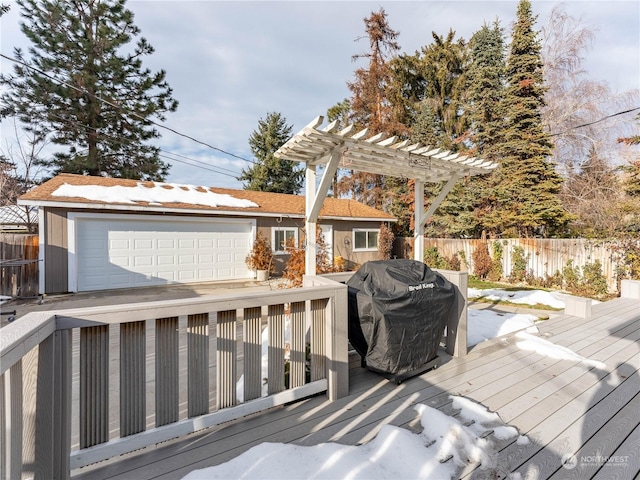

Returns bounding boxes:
[2,0,638,188]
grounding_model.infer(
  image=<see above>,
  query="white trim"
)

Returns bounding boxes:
[352,228,380,252]
[38,207,45,295]
[272,226,298,254]
[66,212,256,293]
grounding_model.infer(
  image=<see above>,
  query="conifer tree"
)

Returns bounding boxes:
[0,0,178,181]
[239,112,302,194]
[489,0,571,237]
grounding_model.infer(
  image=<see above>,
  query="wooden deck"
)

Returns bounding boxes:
[73,297,640,480]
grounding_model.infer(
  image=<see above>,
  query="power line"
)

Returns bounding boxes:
[31,111,245,179]
[0,52,257,164]
[549,107,640,137]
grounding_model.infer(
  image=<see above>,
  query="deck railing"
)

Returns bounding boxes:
[1,270,468,479]
[1,278,348,479]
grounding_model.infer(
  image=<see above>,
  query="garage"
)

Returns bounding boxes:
[69,214,253,292]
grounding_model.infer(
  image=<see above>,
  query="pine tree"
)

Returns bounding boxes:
[239,112,302,194]
[442,21,507,238]
[0,0,178,181]
[490,0,571,237]
[416,30,469,152]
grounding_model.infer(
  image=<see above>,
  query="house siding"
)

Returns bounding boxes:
[44,208,68,293]
[39,207,391,293]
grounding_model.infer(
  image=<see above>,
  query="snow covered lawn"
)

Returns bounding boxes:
[466,287,568,347]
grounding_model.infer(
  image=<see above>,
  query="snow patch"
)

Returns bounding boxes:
[182,397,525,480]
[468,288,567,309]
[515,331,606,369]
[52,182,258,208]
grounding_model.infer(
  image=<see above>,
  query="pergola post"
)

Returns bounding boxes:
[305,164,317,276]
[414,180,424,262]
[305,152,342,276]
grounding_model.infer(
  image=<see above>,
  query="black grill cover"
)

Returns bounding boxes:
[347,259,455,379]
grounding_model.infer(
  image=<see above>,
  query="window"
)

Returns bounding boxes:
[353,229,379,251]
[273,227,297,253]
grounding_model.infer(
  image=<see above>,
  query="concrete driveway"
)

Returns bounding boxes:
[1,279,278,327]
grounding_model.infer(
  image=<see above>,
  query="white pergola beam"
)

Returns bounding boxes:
[308,151,341,224]
[418,173,463,228]
[274,116,497,275]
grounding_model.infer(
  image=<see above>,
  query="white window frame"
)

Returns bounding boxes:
[353,228,379,252]
[272,226,298,254]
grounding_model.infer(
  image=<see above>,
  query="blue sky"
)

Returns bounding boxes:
[1,0,639,190]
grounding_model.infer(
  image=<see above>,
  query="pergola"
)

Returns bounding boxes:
[274,116,498,275]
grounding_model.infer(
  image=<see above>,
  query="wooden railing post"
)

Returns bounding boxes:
[621,279,640,299]
[437,270,468,357]
[326,283,349,400]
[53,330,72,479]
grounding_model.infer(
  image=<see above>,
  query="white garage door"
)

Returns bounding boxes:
[73,216,253,292]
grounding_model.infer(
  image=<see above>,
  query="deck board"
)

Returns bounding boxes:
[72,297,640,480]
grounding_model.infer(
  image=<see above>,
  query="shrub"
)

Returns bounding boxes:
[423,247,443,268]
[446,253,461,271]
[488,241,503,282]
[282,227,334,287]
[582,260,609,297]
[246,231,274,272]
[562,259,581,293]
[378,223,395,260]
[509,246,530,283]
[472,243,492,279]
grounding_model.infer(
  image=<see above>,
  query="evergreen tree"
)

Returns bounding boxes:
[414,30,469,152]
[439,21,507,238]
[238,112,302,194]
[489,0,571,237]
[0,0,178,181]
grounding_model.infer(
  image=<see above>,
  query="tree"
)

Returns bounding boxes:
[338,8,403,209]
[414,30,469,152]
[541,6,637,176]
[0,0,178,181]
[238,112,302,194]
[0,118,46,205]
[487,0,572,237]
[560,148,623,236]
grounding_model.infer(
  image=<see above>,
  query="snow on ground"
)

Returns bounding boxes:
[52,182,258,208]
[515,331,607,369]
[183,396,526,480]
[467,309,538,347]
[468,287,567,309]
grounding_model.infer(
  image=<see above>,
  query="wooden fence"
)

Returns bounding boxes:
[394,237,639,293]
[0,233,39,298]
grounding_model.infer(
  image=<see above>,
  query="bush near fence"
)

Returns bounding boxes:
[393,237,640,294]
[0,233,39,297]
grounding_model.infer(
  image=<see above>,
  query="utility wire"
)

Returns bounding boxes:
[0,52,256,164]
[41,111,245,179]
[549,107,640,137]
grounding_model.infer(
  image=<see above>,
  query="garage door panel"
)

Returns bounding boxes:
[75,217,252,291]
[158,239,175,249]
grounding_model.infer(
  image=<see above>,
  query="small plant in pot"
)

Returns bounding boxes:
[246,231,274,281]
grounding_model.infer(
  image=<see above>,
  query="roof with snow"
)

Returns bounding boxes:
[18,174,395,222]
